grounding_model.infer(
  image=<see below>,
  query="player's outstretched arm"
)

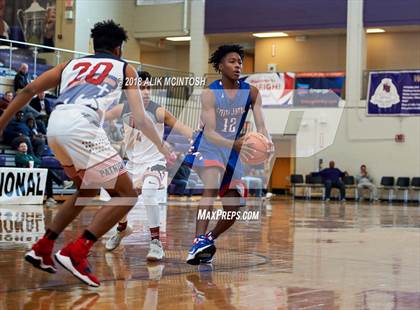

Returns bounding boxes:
[0,63,66,131]
[124,65,170,158]
[158,107,193,140]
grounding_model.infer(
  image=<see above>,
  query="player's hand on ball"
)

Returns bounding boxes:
[234,136,256,161]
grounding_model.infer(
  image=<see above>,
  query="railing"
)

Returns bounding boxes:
[0,37,192,77]
[0,38,196,119]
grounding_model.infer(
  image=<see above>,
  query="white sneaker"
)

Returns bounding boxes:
[146,239,165,261]
[45,197,57,208]
[105,226,133,251]
[63,180,74,189]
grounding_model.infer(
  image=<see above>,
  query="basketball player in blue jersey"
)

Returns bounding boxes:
[185,45,273,265]
[0,20,170,287]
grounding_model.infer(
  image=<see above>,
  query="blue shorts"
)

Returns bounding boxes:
[184,135,247,198]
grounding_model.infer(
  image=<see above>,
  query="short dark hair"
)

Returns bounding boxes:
[5,91,13,95]
[137,71,152,81]
[91,20,128,52]
[209,44,244,72]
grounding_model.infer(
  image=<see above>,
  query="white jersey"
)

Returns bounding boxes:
[58,53,126,112]
[122,101,165,166]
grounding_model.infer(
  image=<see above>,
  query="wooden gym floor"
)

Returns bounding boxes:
[0,198,419,309]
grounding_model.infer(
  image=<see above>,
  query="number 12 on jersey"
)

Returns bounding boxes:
[222,117,237,133]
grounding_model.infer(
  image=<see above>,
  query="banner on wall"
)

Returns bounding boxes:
[0,168,47,205]
[244,72,295,107]
[293,72,345,107]
[367,71,420,116]
[2,0,56,47]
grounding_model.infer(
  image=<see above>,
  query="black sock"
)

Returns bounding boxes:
[82,230,98,242]
[44,229,59,240]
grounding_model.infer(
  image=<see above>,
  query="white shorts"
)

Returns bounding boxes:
[126,160,167,190]
[47,105,126,186]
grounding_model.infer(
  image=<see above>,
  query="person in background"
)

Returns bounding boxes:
[15,141,73,207]
[319,160,347,201]
[3,110,45,157]
[14,63,30,93]
[0,91,13,115]
[30,91,53,126]
[356,164,378,201]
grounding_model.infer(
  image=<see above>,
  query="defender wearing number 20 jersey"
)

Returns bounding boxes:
[47,53,128,187]
[58,54,126,112]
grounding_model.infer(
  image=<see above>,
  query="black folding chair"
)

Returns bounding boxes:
[343,175,357,200]
[396,177,410,203]
[410,177,420,204]
[379,176,395,203]
[290,174,304,199]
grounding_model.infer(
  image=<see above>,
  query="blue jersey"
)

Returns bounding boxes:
[184,79,253,198]
[210,79,252,140]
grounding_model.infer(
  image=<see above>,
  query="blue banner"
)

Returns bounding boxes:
[293,72,345,107]
[367,71,420,116]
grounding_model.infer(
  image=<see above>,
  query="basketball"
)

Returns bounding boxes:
[240,132,270,165]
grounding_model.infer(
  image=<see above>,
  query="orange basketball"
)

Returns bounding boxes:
[240,132,270,165]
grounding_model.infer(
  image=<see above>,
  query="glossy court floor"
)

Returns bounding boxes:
[0,197,419,309]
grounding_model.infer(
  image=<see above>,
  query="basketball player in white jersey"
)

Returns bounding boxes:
[0,20,170,287]
[104,71,193,261]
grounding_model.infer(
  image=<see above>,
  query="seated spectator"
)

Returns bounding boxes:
[14,63,30,93]
[30,91,53,125]
[0,91,13,115]
[0,91,41,119]
[15,141,73,207]
[356,164,378,201]
[319,161,347,201]
[26,114,46,136]
[3,110,45,157]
